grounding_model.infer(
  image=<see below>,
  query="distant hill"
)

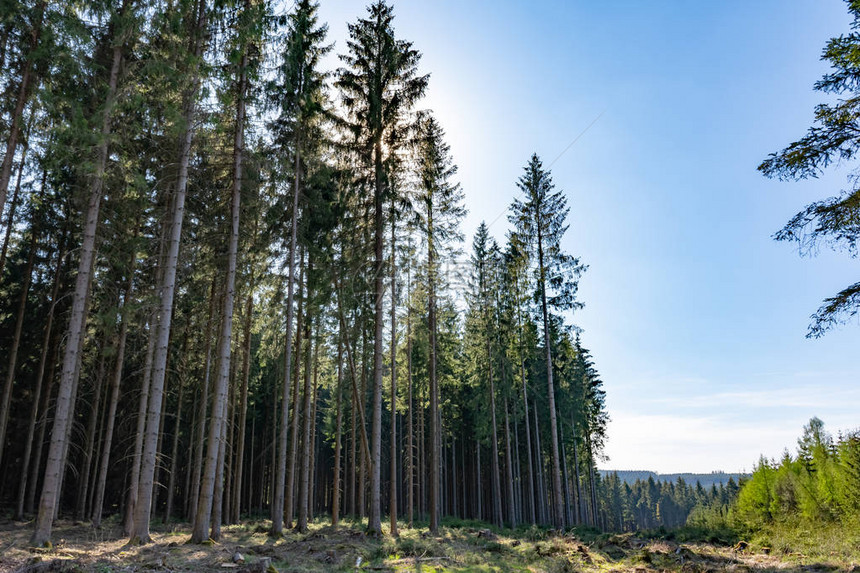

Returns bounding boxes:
[599,470,746,489]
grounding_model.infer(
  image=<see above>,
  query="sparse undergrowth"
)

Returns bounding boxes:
[1,516,858,573]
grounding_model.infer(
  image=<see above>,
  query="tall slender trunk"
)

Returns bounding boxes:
[570,418,582,525]
[520,359,536,525]
[209,397,228,539]
[388,211,397,536]
[368,139,385,536]
[76,351,107,520]
[27,334,60,515]
[189,277,217,521]
[31,7,126,543]
[0,221,38,467]
[297,294,315,532]
[56,311,92,522]
[533,405,545,525]
[285,248,305,527]
[559,421,571,526]
[418,381,424,518]
[91,255,135,527]
[131,0,205,543]
[335,292,372,478]
[406,258,413,528]
[451,437,458,517]
[427,212,439,533]
[232,283,254,524]
[349,372,356,518]
[0,1,44,218]
[164,359,185,523]
[585,431,598,528]
[16,234,66,520]
[504,395,516,528]
[537,229,564,529]
[272,125,302,536]
[475,441,482,521]
[331,339,344,526]
[513,412,522,525]
[307,336,320,520]
[487,336,502,527]
[190,35,244,542]
[166,326,191,524]
[125,300,157,534]
[222,350,237,525]
[24,330,61,515]
[359,326,367,519]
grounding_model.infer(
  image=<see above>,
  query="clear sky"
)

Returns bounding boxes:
[312,0,860,473]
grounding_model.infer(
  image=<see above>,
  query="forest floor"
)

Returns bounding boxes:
[1,516,858,573]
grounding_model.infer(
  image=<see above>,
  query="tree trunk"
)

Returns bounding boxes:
[533,405,546,525]
[190,36,244,543]
[513,413,522,525]
[164,332,187,523]
[209,399,228,540]
[131,0,205,543]
[487,337,502,527]
[297,300,314,532]
[571,414,583,525]
[76,351,107,520]
[406,259,413,528]
[272,127,302,535]
[16,235,66,520]
[31,9,125,543]
[91,257,135,527]
[125,300,157,534]
[475,441,482,521]
[307,337,320,520]
[520,358,536,525]
[537,229,564,529]
[0,221,38,468]
[359,326,367,519]
[585,431,598,528]
[27,333,60,515]
[559,421,571,526]
[232,283,254,524]
[504,395,516,528]
[332,338,344,526]
[368,138,385,536]
[189,276,217,522]
[285,247,305,528]
[388,211,398,536]
[427,213,439,533]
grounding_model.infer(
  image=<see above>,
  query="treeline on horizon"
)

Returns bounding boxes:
[596,418,860,535]
[0,0,611,545]
[596,473,738,533]
[603,471,744,490]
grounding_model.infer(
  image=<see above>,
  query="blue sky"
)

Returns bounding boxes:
[313,1,860,473]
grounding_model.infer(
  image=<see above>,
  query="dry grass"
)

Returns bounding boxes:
[1,517,858,573]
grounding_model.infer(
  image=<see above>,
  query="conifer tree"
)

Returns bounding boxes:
[510,154,585,529]
[130,0,209,543]
[335,0,427,535]
[415,113,465,532]
[268,0,329,535]
[759,1,860,336]
[31,0,138,546]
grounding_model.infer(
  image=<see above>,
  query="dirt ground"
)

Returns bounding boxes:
[1,518,857,573]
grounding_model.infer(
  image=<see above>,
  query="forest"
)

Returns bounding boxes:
[2,0,860,571]
[0,0,610,546]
